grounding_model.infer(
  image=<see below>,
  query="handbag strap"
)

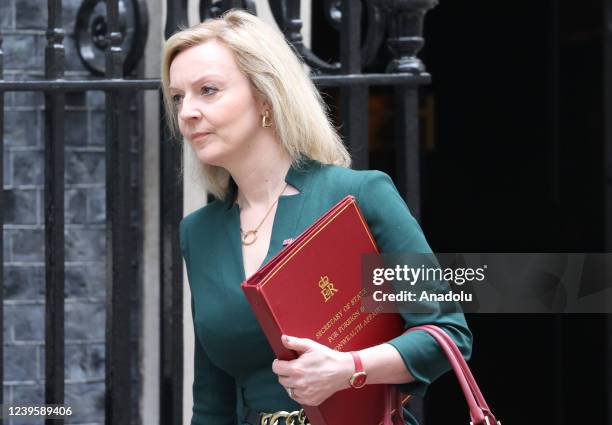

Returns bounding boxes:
[382,385,408,425]
[419,325,491,412]
[402,325,500,425]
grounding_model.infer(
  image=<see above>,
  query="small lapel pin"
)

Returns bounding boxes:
[282,238,295,246]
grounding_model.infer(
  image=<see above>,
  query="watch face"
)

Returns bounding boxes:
[350,372,367,389]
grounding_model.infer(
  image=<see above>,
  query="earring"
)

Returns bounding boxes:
[261,110,272,128]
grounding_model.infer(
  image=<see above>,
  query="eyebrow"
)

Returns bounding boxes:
[169,73,226,92]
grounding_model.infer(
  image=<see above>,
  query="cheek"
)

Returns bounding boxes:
[232,108,260,133]
[224,104,260,140]
[212,90,261,133]
[177,119,187,137]
[176,108,191,136]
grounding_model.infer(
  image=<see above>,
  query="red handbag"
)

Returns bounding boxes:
[384,325,501,425]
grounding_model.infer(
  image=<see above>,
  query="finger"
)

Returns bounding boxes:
[277,376,292,388]
[287,386,304,403]
[271,358,291,376]
[281,335,314,354]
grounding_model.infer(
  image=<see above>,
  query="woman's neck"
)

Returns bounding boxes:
[228,144,293,210]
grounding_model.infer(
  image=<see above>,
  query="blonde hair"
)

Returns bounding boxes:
[161,9,351,199]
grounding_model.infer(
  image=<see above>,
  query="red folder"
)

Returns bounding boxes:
[241,195,405,425]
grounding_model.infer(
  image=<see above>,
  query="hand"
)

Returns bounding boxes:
[271,335,355,406]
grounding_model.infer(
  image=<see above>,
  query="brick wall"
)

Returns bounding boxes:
[2,0,143,424]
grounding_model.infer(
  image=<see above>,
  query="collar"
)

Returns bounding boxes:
[224,157,317,209]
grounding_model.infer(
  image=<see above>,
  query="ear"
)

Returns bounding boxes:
[258,96,271,114]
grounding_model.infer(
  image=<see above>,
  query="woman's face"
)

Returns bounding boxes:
[169,39,265,167]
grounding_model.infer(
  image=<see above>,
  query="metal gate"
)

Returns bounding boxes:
[0,0,436,424]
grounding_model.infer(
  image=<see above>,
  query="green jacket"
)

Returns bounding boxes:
[180,158,472,425]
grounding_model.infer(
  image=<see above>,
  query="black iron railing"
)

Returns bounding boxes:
[0,1,436,424]
[43,3,66,425]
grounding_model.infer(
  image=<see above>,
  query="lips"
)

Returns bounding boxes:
[190,132,211,142]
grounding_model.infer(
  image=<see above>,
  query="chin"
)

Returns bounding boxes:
[195,148,228,168]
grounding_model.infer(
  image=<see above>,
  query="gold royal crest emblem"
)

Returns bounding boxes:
[318,276,338,302]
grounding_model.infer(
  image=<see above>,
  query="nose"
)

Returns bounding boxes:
[178,95,202,122]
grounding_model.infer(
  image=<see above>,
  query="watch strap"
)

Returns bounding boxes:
[350,351,364,373]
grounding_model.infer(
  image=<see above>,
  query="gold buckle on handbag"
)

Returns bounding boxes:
[260,408,309,425]
[470,418,501,425]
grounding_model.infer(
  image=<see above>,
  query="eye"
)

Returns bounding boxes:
[171,94,183,106]
[201,85,218,96]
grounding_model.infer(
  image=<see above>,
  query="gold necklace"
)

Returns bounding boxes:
[240,182,289,246]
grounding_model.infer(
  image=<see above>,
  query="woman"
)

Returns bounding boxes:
[162,10,472,425]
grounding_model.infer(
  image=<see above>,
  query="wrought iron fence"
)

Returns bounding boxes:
[0,0,436,424]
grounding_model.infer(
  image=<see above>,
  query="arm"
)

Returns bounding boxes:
[190,298,238,425]
[353,343,413,385]
[356,170,473,396]
[181,219,238,425]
